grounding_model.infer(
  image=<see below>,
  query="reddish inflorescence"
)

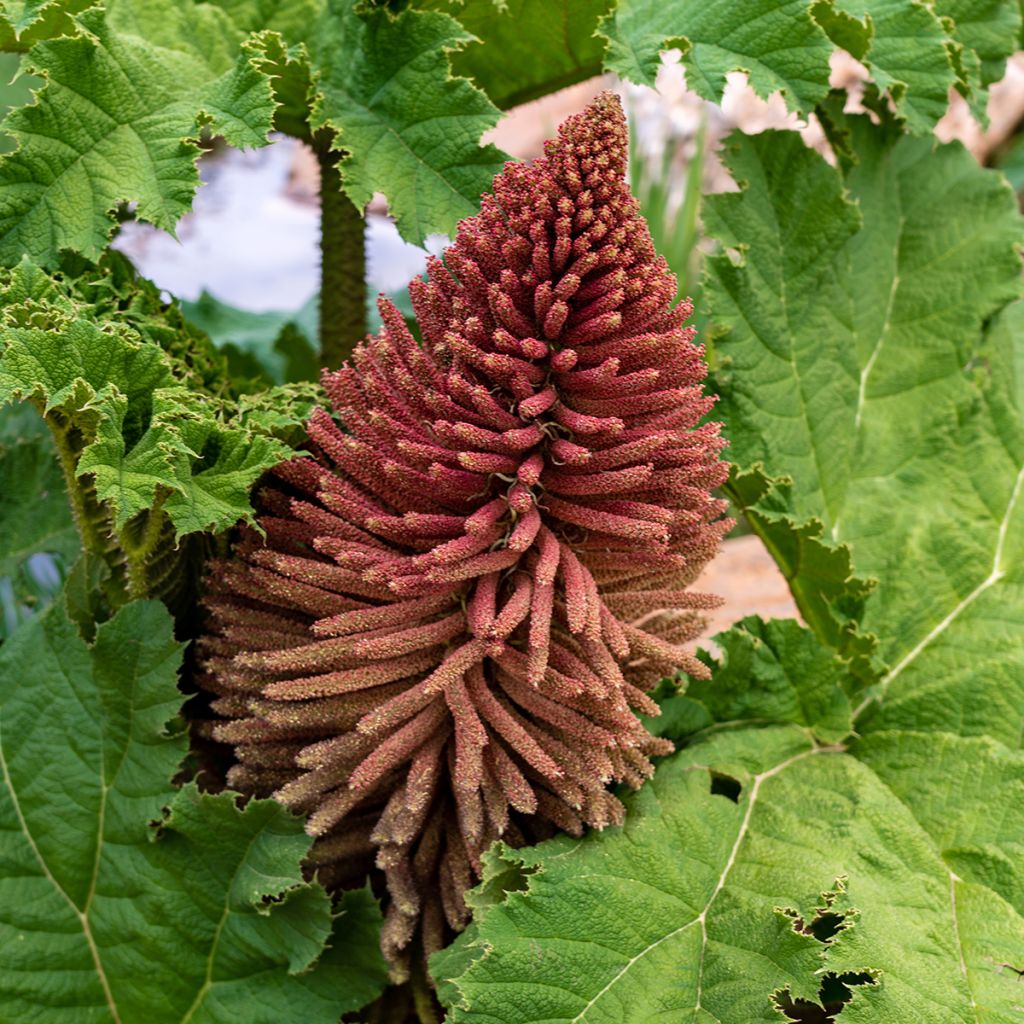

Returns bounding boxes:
[199,93,731,973]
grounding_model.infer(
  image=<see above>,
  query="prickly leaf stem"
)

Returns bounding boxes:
[317,143,367,367]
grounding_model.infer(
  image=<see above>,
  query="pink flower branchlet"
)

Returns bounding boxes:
[199,93,731,975]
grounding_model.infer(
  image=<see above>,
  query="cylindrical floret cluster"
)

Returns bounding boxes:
[199,93,731,973]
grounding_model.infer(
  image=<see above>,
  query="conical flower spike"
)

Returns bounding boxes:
[199,93,731,976]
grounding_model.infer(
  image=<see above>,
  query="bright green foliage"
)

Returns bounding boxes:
[236,381,323,442]
[0,597,388,1022]
[855,731,1024,915]
[649,616,861,745]
[854,300,1024,744]
[79,386,291,535]
[0,256,313,622]
[435,724,1024,1022]
[436,0,614,109]
[707,121,1019,530]
[0,52,39,155]
[0,2,277,265]
[0,257,295,541]
[689,617,857,743]
[705,117,1024,743]
[201,0,324,39]
[0,0,1015,270]
[599,0,833,113]
[309,0,507,244]
[0,0,510,265]
[599,0,1016,132]
[813,0,956,133]
[936,0,1023,100]
[0,0,94,51]
[727,465,879,680]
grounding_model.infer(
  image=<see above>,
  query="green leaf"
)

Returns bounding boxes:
[0,51,43,156]
[935,0,1022,90]
[600,0,1014,132]
[727,464,879,680]
[0,0,94,51]
[157,395,298,536]
[310,0,508,244]
[0,402,77,638]
[598,0,833,113]
[855,731,1024,916]
[74,385,293,535]
[0,320,292,536]
[993,130,1024,195]
[438,0,614,110]
[687,617,856,744]
[237,380,323,443]
[0,0,277,266]
[198,0,323,40]
[815,1,956,134]
[61,548,112,641]
[707,122,1020,529]
[435,724,1024,1022]
[181,290,318,385]
[0,597,387,1022]
[705,119,1024,742]
[0,258,295,540]
[0,0,518,256]
[855,300,1024,743]
[0,402,77,579]
[0,319,172,418]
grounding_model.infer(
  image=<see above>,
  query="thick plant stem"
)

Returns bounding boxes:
[317,146,366,368]
[46,408,130,610]
[120,494,170,602]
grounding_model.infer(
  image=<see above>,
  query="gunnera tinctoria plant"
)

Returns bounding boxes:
[199,94,731,974]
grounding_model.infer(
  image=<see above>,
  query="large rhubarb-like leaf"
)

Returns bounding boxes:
[438,0,614,110]
[0,403,76,580]
[599,0,834,114]
[704,117,1024,742]
[598,0,1017,132]
[0,0,94,51]
[435,723,1024,1022]
[688,616,858,743]
[0,0,510,264]
[936,0,1022,89]
[309,0,507,244]
[855,730,1024,915]
[0,597,387,1022]
[811,0,957,132]
[0,0,278,266]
